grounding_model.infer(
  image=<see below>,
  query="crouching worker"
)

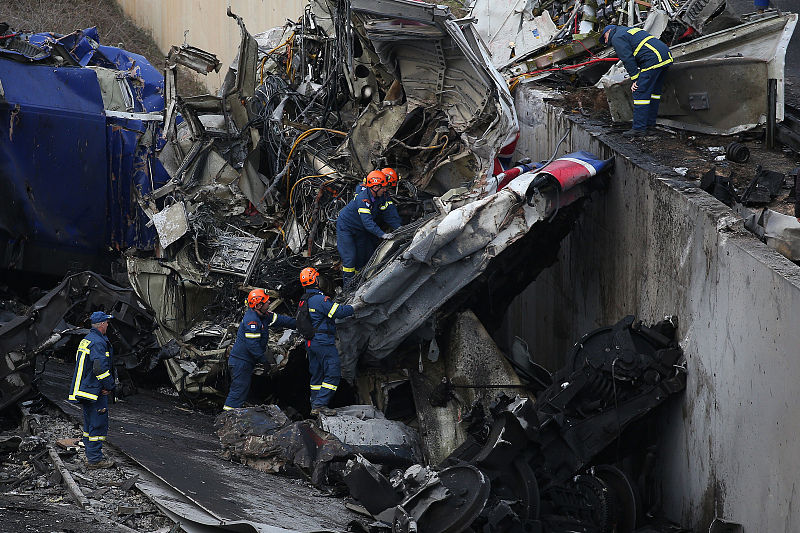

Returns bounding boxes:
[298,267,360,416]
[336,170,396,288]
[602,24,672,137]
[223,289,296,411]
[69,311,116,469]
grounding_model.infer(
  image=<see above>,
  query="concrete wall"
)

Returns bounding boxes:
[115,0,303,92]
[505,84,800,531]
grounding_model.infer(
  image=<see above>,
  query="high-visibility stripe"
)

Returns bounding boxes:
[633,100,651,105]
[328,303,339,318]
[651,94,661,100]
[644,42,662,63]
[631,72,640,80]
[222,405,234,411]
[70,390,99,401]
[358,208,371,214]
[627,28,642,35]
[87,435,106,441]
[83,432,89,437]
[321,382,338,391]
[269,313,278,326]
[310,384,322,390]
[96,371,111,380]
[309,308,316,312]
[640,57,673,72]
[342,266,356,273]
[633,35,653,57]
[379,201,393,210]
[244,332,261,338]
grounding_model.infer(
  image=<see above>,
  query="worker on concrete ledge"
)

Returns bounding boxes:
[299,267,358,416]
[602,24,673,138]
[68,311,116,469]
[223,289,296,411]
[337,170,399,288]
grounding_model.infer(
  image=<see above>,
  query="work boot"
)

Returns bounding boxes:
[310,406,337,417]
[622,128,647,138]
[87,458,115,469]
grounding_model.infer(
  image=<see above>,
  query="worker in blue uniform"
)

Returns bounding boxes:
[603,25,673,137]
[354,168,403,230]
[223,288,296,411]
[299,267,358,416]
[69,311,116,469]
[337,170,398,288]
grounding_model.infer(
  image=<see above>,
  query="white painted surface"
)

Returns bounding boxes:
[506,83,800,531]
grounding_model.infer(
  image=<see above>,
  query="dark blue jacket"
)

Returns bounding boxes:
[69,328,115,402]
[304,288,354,345]
[607,25,672,80]
[338,187,388,238]
[230,307,296,364]
[355,183,402,230]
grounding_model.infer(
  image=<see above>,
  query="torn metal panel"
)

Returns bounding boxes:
[351,0,519,185]
[676,0,742,34]
[167,44,222,75]
[337,153,612,381]
[756,208,800,261]
[473,0,559,69]
[604,13,798,134]
[151,202,189,249]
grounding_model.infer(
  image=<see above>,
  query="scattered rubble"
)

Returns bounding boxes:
[0,401,172,532]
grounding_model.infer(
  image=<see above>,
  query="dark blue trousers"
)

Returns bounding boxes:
[307,342,340,408]
[337,228,377,287]
[632,65,669,130]
[81,395,108,463]
[224,357,254,410]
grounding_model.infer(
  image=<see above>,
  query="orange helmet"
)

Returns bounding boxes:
[365,170,389,188]
[247,288,270,308]
[381,167,399,186]
[300,267,320,287]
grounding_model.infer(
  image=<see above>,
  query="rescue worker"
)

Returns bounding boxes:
[68,311,116,469]
[602,25,673,137]
[354,168,403,239]
[223,289,296,411]
[336,170,398,287]
[299,267,357,416]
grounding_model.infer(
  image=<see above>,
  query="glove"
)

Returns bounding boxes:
[351,299,366,312]
[381,232,394,240]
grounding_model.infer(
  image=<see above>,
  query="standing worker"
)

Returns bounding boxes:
[299,267,357,416]
[602,25,673,137]
[223,289,296,411]
[69,311,116,469]
[378,167,403,230]
[336,170,398,288]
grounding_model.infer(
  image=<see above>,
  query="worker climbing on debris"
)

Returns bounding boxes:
[298,267,359,416]
[354,167,403,239]
[337,170,400,287]
[68,311,116,469]
[602,24,673,137]
[223,289,296,411]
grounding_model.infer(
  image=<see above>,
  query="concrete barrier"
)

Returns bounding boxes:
[505,83,800,531]
[116,0,303,92]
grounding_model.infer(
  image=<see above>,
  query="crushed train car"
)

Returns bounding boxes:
[0,25,170,275]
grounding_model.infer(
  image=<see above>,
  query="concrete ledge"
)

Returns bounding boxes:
[505,84,800,531]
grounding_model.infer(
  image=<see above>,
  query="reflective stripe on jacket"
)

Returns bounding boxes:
[338,187,386,238]
[69,328,115,401]
[609,25,672,80]
[304,288,354,345]
[230,307,296,364]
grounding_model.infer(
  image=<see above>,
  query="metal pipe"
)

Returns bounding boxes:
[767,78,777,149]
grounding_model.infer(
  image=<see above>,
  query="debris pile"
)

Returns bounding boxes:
[216,316,687,532]
[0,400,171,532]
